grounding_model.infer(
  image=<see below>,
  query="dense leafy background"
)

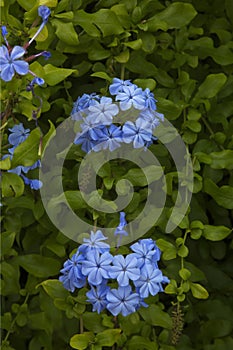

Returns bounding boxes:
[1,0,233,349]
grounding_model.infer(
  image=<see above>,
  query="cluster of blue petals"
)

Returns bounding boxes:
[59,214,169,317]
[72,78,164,153]
[3,124,42,190]
[0,6,51,85]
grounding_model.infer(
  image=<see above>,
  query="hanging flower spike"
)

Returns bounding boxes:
[26,6,51,47]
[0,45,29,82]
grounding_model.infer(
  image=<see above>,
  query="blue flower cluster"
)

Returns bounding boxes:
[0,6,51,85]
[72,78,164,153]
[59,216,169,317]
[3,124,42,190]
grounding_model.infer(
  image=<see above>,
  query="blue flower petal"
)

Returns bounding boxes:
[13,60,29,75]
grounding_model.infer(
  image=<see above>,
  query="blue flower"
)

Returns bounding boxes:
[106,286,139,316]
[74,130,96,153]
[0,45,29,82]
[109,78,132,95]
[21,175,43,190]
[88,97,119,126]
[72,93,100,116]
[1,26,8,38]
[92,124,123,152]
[1,26,9,47]
[86,284,110,314]
[114,211,128,236]
[130,238,161,269]
[138,110,162,130]
[122,118,152,148]
[109,254,140,287]
[38,5,51,23]
[134,265,164,298]
[27,6,51,47]
[143,88,157,110]
[116,85,145,111]
[81,250,113,286]
[8,124,30,146]
[59,251,86,292]
[78,230,110,254]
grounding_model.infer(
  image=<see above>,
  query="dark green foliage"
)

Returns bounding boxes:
[1,0,233,350]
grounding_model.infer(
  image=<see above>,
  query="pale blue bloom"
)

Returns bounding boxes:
[8,124,30,146]
[59,251,86,292]
[72,93,100,117]
[134,265,164,298]
[88,97,119,126]
[122,118,152,148]
[86,284,110,314]
[78,230,110,254]
[138,110,161,130]
[38,5,51,22]
[116,85,145,111]
[109,78,133,95]
[74,130,97,153]
[114,211,128,236]
[143,88,157,110]
[21,175,43,190]
[92,124,122,152]
[130,238,161,269]
[1,26,9,47]
[81,251,113,286]
[0,45,29,82]
[109,254,140,287]
[106,286,139,316]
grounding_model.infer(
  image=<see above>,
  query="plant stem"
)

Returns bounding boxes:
[120,64,125,80]
[2,293,29,344]
[79,315,84,334]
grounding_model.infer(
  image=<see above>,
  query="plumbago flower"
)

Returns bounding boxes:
[59,212,169,316]
[72,78,164,153]
[3,124,42,190]
[0,5,51,84]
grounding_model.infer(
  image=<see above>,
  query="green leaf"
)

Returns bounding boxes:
[141,2,197,31]
[203,225,232,241]
[92,9,124,37]
[157,97,182,120]
[194,73,227,100]
[42,120,56,153]
[190,282,209,299]
[0,157,11,170]
[52,19,79,46]
[179,268,191,280]
[44,64,76,86]
[139,304,172,329]
[133,78,156,91]
[70,332,95,350]
[209,150,233,170]
[14,255,61,277]
[1,232,16,256]
[123,165,163,186]
[82,312,106,333]
[128,336,158,350]
[95,329,121,347]
[204,179,233,209]
[1,173,24,197]
[124,39,142,50]
[157,239,177,260]
[91,72,112,82]
[40,279,69,299]
[11,128,41,168]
